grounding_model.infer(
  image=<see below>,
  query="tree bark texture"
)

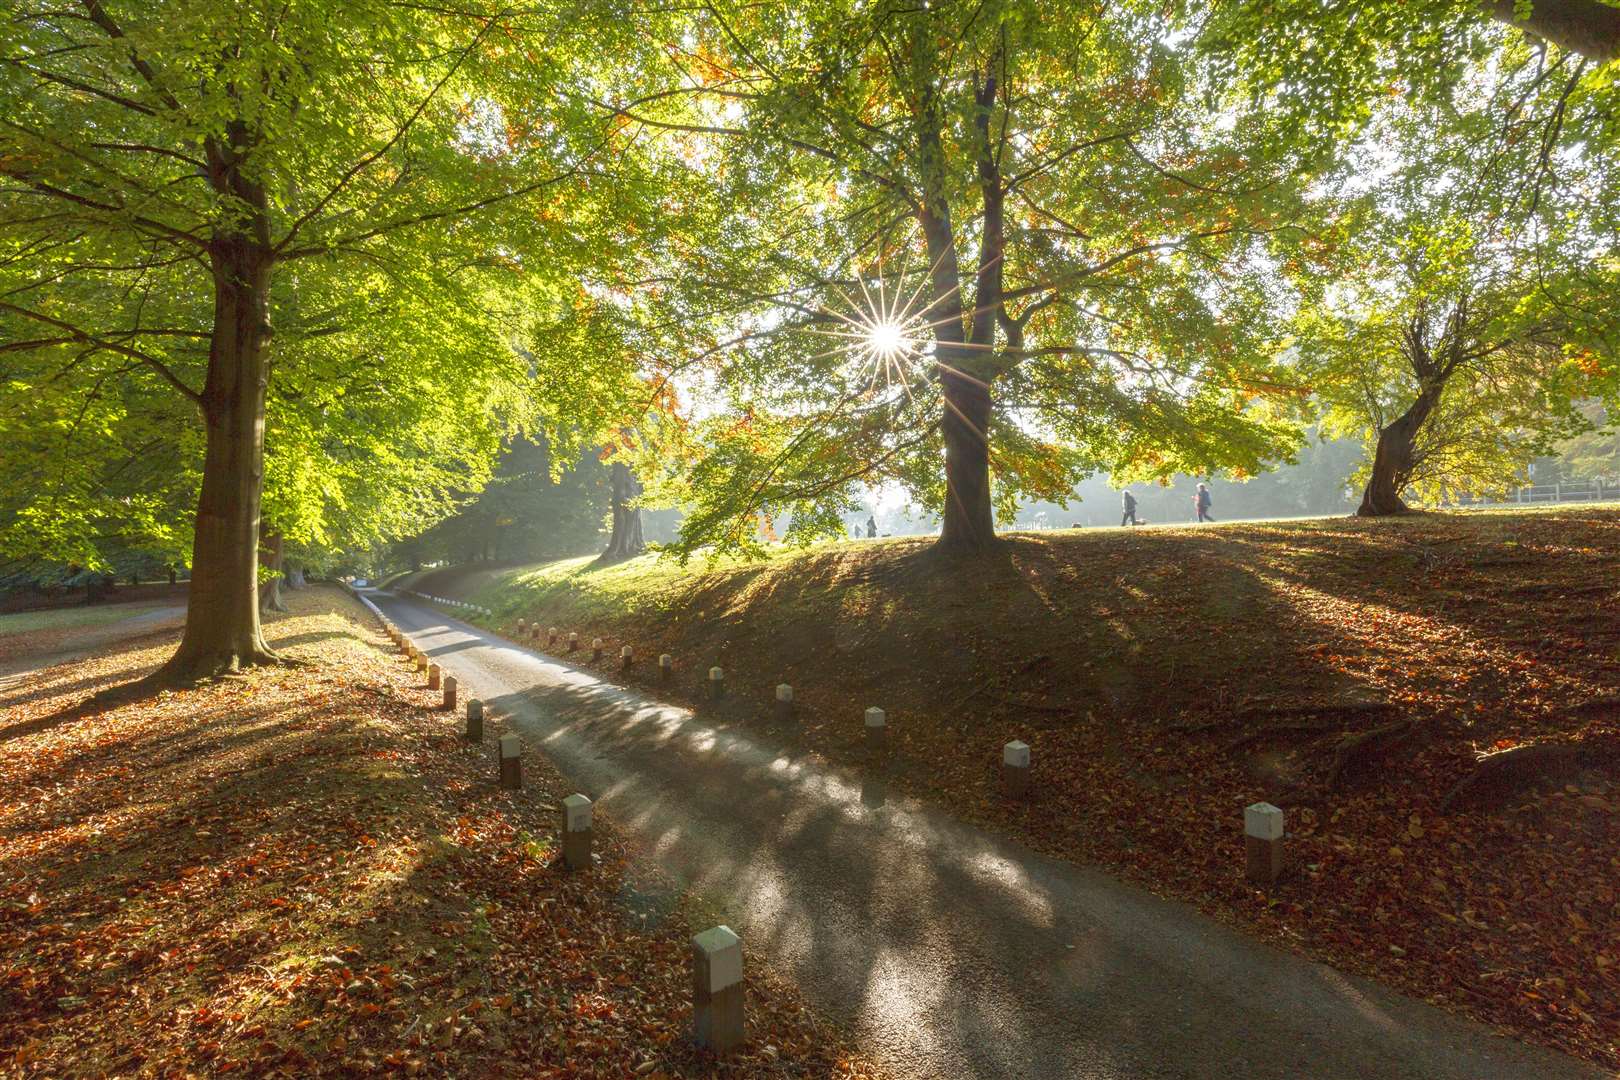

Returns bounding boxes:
[600,459,646,562]
[1357,387,1441,517]
[1489,0,1620,61]
[159,224,278,679]
[259,530,288,613]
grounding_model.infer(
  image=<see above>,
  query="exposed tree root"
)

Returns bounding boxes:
[1325,719,1416,789]
[145,646,286,689]
[1440,739,1620,813]
[1222,721,1340,754]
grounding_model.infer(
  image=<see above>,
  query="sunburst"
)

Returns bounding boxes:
[803,241,935,401]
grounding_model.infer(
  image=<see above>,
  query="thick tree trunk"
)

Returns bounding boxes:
[286,566,306,589]
[1357,390,1439,517]
[259,530,288,613]
[937,361,997,551]
[599,460,646,562]
[157,234,279,682]
[1488,0,1620,62]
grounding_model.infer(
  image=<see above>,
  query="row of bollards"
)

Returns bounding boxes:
[528,622,1294,887]
[406,590,492,617]
[383,615,610,877]
[384,607,1290,1057]
[385,617,760,1057]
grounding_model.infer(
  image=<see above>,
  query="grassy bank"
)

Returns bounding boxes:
[406,508,1620,1070]
[0,586,882,1078]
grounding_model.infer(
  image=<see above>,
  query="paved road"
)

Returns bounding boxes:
[371,591,1596,1080]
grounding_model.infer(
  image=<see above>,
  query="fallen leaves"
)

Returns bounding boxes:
[0,586,883,1078]
[462,508,1620,1071]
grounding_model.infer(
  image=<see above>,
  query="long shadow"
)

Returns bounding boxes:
[450,645,1595,1079]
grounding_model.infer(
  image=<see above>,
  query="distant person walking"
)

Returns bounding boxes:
[1120,489,1139,527]
[1194,482,1214,523]
[866,515,877,539]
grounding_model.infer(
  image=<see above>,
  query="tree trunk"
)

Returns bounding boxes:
[1488,0,1620,62]
[287,565,306,589]
[259,530,288,613]
[156,232,279,682]
[1357,389,1440,517]
[937,359,997,551]
[600,459,646,562]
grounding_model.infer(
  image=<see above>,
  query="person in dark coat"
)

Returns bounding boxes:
[1194,482,1214,523]
[1120,489,1138,527]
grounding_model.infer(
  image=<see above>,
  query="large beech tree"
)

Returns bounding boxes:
[0,0,643,680]
[613,0,1313,556]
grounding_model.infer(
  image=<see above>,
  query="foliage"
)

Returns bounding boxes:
[399,436,613,568]
[608,0,1317,555]
[1291,39,1620,505]
[0,0,672,670]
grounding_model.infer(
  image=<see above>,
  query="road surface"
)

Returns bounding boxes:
[370,590,1596,1080]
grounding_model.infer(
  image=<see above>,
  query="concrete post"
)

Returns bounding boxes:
[518,618,526,634]
[1245,802,1285,885]
[415,654,428,673]
[499,732,522,790]
[620,645,633,671]
[562,794,593,871]
[691,925,745,1054]
[708,666,725,700]
[427,663,441,691]
[530,624,540,641]
[568,631,579,652]
[659,654,673,683]
[548,626,558,646]
[592,637,604,662]
[1002,740,1031,799]
[775,684,794,723]
[865,707,887,752]
[465,699,484,742]
[442,675,458,712]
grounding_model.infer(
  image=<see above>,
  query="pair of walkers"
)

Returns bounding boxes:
[1120,483,1214,526]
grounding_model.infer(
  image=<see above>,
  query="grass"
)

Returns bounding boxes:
[0,601,173,636]
[405,506,1620,1071]
[0,586,882,1079]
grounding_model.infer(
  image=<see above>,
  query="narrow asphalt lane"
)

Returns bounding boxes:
[371,591,1596,1080]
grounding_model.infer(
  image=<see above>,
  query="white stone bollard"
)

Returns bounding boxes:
[499,732,522,790]
[568,631,579,652]
[427,663,441,691]
[547,626,557,646]
[562,793,593,871]
[659,653,673,682]
[518,618,527,633]
[465,699,483,741]
[1245,802,1285,885]
[708,666,725,700]
[592,636,604,661]
[775,684,794,723]
[442,675,458,712]
[864,707,887,752]
[1002,740,1031,799]
[691,925,745,1053]
[620,645,633,671]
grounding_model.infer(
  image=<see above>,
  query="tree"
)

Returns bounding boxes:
[1,0,643,679]
[601,454,647,562]
[1292,47,1620,514]
[613,0,1314,557]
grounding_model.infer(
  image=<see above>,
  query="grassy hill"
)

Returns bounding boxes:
[402,507,1620,1069]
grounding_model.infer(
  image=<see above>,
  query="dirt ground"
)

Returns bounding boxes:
[410,508,1620,1070]
[0,586,884,1079]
